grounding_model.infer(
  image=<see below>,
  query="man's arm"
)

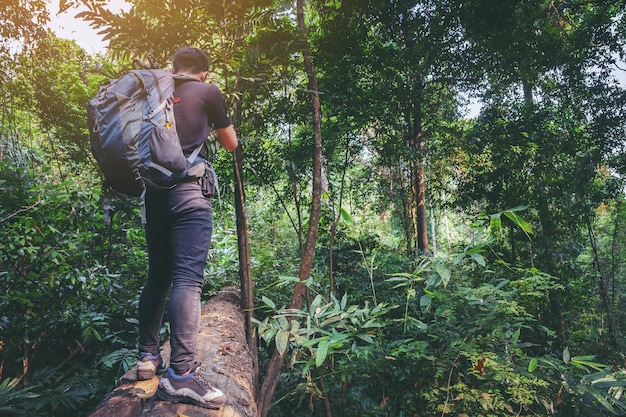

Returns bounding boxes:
[215,125,238,152]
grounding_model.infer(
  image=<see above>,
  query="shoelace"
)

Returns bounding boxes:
[192,366,220,393]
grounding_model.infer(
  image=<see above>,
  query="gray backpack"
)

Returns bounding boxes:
[87,69,205,224]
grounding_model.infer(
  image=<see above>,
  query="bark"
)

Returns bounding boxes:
[410,80,428,253]
[399,165,413,254]
[414,153,429,253]
[411,133,428,254]
[88,290,257,417]
[256,0,324,414]
[233,145,258,393]
[429,199,437,256]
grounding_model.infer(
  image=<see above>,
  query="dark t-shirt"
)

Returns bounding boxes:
[172,77,232,153]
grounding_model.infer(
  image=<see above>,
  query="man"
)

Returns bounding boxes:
[135,47,238,409]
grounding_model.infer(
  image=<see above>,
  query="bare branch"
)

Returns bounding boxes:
[1,200,43,223]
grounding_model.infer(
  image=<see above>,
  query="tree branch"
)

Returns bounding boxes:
[1,200,43,223]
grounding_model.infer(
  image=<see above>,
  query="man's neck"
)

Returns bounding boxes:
[173,71,206,82]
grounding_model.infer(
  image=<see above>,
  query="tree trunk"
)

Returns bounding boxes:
[233,145,258,393]
[429,198,437,256]
[537,200,567,345]
[412,133,428,253]
[88,290,257,417]
[256,0,324,414]
[399,165,413,254]
[415,151,429,253]
[410,79,428,254]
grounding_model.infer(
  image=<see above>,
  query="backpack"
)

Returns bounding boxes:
[87,69,204,224]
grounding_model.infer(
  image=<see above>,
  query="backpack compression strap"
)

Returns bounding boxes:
[138,144,204,225]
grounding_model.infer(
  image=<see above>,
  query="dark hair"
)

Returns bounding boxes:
[172,47,210,73]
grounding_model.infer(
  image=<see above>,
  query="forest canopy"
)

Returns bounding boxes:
[1,0,626,416]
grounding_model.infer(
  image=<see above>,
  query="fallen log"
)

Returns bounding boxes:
[88,289,257,417]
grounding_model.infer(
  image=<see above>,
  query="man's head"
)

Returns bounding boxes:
[172,47,210,75]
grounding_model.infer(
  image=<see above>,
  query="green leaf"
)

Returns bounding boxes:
[583,385,618,412]
[356,333,375,344]
[563,346,570,364]
[426,273,442,288]
[512,328,521,344]
[339,207,353,224]
[453,253,465,265]
[470,252,486,266]
[340,292,347,310]
[260,327,276,344]
[262,296,276,310]
[528,357,538,372]
[275,329,289,355]
[495,279,510,290]
[277,314,289,330]
[435,264,451,288]
[408,317,428,330]
[489,214,502,234]
[316,339,329,367]
[320,315,343,328]
[503,210,533,235]
[571,356,608,371]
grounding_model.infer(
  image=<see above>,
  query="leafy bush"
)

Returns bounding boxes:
[1,135,144,415]
[251,212,626,416]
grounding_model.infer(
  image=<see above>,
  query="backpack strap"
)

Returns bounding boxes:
[210,164,222,210]
[186,144,204,163]
[150,99,172,127]
[146,143,203,178]
[134,169,148,225]
[139,187,147,225]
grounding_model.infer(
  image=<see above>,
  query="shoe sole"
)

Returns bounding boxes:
[156,388,224,409]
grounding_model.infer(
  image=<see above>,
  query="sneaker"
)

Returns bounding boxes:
[137,352,165,380]
[157,366,227,409]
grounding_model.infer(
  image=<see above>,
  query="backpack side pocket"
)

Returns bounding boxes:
[149,125,187,172]
[201,163,218,197]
